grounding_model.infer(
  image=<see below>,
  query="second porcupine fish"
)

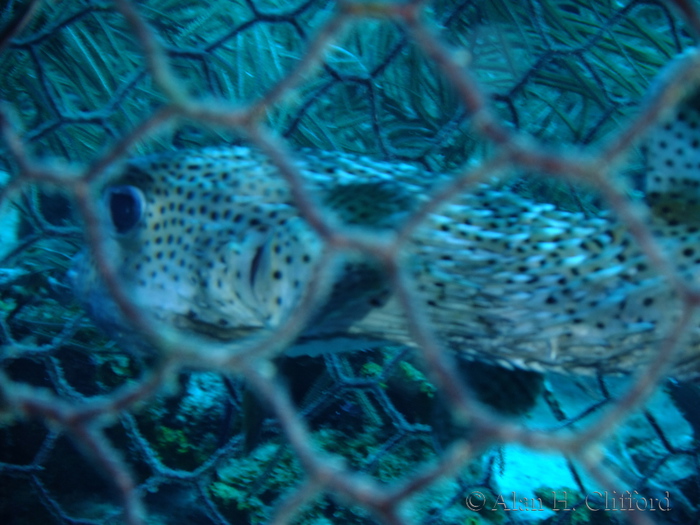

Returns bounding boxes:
[70,97,700,379]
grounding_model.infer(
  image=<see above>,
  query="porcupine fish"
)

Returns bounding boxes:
[70,99,700,379]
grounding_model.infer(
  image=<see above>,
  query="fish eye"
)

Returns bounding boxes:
[106,185,144,234]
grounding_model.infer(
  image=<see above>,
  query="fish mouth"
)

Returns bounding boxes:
[69,250,101,312]
[68,250,144,351]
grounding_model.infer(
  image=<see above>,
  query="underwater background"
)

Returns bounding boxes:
[0,0,699,524]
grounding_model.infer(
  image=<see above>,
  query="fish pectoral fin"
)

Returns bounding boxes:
[216,237,271,325]
[224,217,325,328]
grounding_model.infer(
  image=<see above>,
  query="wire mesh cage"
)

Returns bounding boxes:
[1,0,700,524]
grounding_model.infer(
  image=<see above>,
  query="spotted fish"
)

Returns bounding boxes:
[70,98,700,378]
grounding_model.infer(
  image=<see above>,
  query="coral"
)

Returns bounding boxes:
[209,441,304,524]
[397,360,436,398]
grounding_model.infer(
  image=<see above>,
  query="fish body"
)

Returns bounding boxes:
[70,102,700,378]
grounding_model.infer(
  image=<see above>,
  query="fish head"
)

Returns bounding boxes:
[70,147,324,349]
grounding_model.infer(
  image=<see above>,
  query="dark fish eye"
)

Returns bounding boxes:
[107,185,144,234]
